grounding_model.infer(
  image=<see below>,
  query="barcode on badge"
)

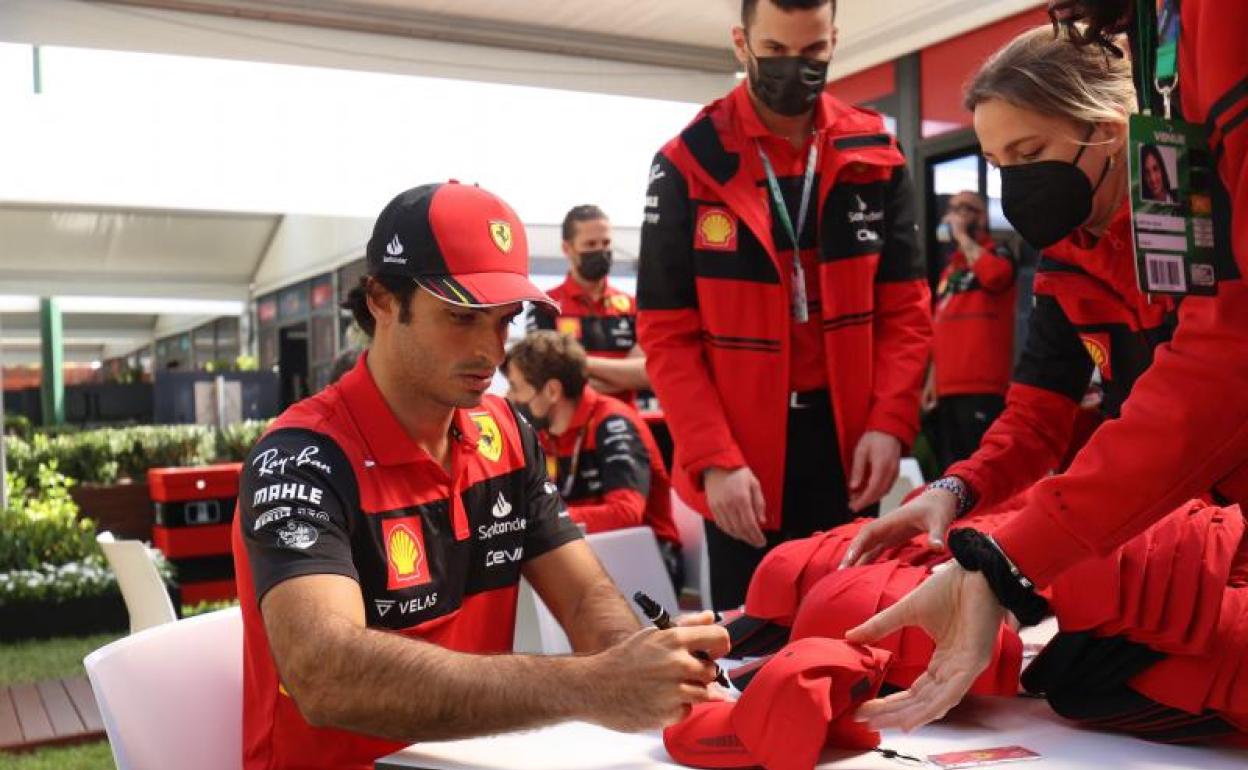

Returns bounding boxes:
[1145,252,1186,292]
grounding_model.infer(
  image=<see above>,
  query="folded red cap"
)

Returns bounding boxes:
[790,562,1022,696]
[744,535,824,623]
[664,638,890,770]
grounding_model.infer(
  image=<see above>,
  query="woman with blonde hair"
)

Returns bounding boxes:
[845,23,1248,742]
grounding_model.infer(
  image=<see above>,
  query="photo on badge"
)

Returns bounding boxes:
[1138,143,1180,205]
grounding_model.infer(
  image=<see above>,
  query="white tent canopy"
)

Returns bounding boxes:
[0,0,1038,365]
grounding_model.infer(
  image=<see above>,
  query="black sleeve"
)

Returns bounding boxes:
[1012,294,1096,402]
[238,428,360,602]
[637,152,698,311]
[875,163,926,283]
[509,402,583,560]
[526,303,557,333]
[594,413,653,498]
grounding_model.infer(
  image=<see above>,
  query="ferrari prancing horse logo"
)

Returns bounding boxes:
[489,221,514,254]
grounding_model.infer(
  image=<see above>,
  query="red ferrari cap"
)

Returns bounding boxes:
[365,182,556,310]
[664,638,890,770]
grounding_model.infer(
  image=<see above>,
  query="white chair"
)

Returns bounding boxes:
[97,532,178,634]
[514,527,679,655]
[84,607,243,770]
[878,457,927,515]
[670,491,713,609]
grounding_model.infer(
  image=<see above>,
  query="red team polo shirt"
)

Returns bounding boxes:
[232,353,581,770]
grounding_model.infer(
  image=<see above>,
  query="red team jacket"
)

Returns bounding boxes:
[993,0,1248,587]
[540,386,681,545]
[947,204,1179,513]
[529,276,640,405]
[932,237,1017,397]
[637,84,931,526]
[232,355,580,770]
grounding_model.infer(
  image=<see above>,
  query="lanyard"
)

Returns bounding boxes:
[757,138,819,324]
[1134,0,1181,118]
[559,427,588,499]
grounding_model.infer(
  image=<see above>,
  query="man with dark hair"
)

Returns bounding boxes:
[529,204,649,405]
[638,0,931,609]
[504,331,683,588]
[233,182,727,770]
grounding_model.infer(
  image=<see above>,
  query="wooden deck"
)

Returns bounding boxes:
[0,676,105,752]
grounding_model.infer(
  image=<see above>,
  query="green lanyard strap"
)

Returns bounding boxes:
[1134,0,1181,118]
[757,138,819,324]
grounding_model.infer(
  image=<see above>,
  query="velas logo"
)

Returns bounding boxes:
[695,207,737,252]
[489,220,514,254]
[383,516,433,590]
[470,413,504,462]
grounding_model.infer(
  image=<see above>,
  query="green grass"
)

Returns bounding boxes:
[0,741,113,770]
[0,633,121,686]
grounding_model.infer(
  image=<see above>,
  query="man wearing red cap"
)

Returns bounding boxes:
[638,0,931,609]
[232,182,728,770]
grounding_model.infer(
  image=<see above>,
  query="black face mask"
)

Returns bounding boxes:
[576,249,612,282]
[513,400,550,432]
[747,51,829,117]
[1000,130,1112,249]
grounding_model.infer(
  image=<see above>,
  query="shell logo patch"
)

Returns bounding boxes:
[695,207,738,252]
[556,317,583,339]
[471,412,504,462]
[383,516,432,590]
[489,220,514,253]
[609,294,633,314]
[1081,335,1112,380]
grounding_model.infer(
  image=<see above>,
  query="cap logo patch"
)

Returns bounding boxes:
[489,221,514,254]
[384,234,406,264]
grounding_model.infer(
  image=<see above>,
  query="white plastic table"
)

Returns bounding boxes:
[376,694,1248,770]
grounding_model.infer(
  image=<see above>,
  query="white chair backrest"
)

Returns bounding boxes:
[84,607,243,770]
[97,532,178,635]
[879,458,927,515]
[670,492,713,609]
[514,527,678,655]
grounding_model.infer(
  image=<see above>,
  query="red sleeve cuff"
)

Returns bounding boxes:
[864,413,918,450]
[990,491,1096,589]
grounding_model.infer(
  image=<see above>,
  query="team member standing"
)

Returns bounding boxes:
[529,205,649,403]
[850,3,1248,730]
[503,331,683,588]
[929,191,1016,468]
[638,0,931,609]
[232,183,727,770]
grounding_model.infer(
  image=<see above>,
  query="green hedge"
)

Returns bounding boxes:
[3,420,271,488]
[0,464,174,608]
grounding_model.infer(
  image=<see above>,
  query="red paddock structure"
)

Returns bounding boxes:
[148,464,243,604]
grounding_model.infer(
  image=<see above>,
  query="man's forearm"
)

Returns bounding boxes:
[561,573,641,653]
[586,355,651,392]
[289,616,601,743]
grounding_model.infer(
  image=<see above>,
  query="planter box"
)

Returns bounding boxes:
[70,482,153,541]
[0,592,128,643]
[0,584,182,643]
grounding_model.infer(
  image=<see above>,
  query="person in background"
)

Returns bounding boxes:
[528,205,649,404]
[928,190,1016,469]
[233,182,726,770]
[504,330,683,589]
[638,0,931,610]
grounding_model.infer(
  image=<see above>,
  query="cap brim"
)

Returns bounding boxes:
[416,271,558,311]
[663,702,758,769]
